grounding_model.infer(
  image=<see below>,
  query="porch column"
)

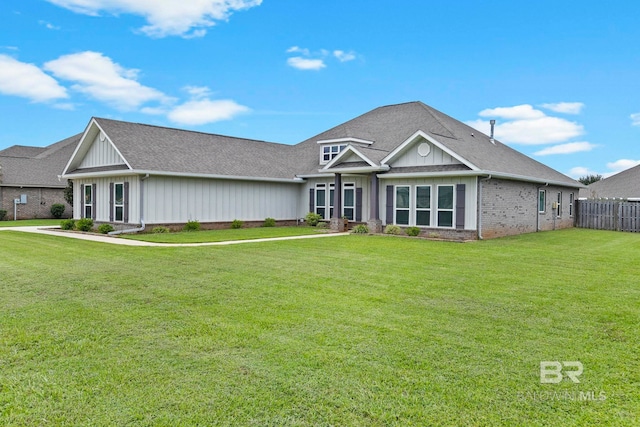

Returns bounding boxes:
[367,173,383,233]
[330,173,346,231]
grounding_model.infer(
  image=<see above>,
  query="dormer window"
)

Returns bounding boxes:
[321,144,347,164]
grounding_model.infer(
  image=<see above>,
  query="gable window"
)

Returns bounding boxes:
[321,144,347,164]
[437,185,454,228]
[395,186,410,225]
[343,183,355,221]
[538,190,546,213]
[569,193,574,217]
[114,183,124,222]
[416,185,431,226]
[83,184,93,219]
[556,192,562,217]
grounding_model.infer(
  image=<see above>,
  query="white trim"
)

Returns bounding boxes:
[317,137,374,145]
[538,189,546,213]
[322,145,378,170]
[113,182,124,222]
[83,183,93,219]
[394,185,411,226]
[64,169,304,184]
[415,185,432,227]
[342,182,356,220]
[436,184,455,228]
[381,130,480,171]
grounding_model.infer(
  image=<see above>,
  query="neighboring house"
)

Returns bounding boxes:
[61,102,582,239]
[580,164,640,200]
[0,134,80,220]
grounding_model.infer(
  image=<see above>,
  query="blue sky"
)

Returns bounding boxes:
[1,0,639,179]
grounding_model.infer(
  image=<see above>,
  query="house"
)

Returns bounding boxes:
[61,102,582,239]
[0,134,80,220]
[579,164,640,200]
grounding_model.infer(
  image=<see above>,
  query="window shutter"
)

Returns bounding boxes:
[386,185,394,224]
[124,181,130,223]
[91,183,97,220]
[456,184,466,230]
[109,182,114,222]
[309,188,314,213]
[355,187,363,222]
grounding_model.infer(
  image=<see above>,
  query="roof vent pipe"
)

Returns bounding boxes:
[489,120,496,144]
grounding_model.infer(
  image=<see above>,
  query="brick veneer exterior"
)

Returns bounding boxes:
[0,187,71,220]
[479,178,575,239]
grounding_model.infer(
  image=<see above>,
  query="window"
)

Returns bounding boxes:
[538,190,546,213]
[556,192,562,217]
[416,185,431,226]
[343,183,355,220]
[395,186,410,225]
[569,193,574,217]
[321,144,347,164]
[83,184,93,219]
[114,183,124,222]
[315,184,326,219]
[437,185,454,228]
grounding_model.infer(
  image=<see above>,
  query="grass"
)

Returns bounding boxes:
[0,228,638,425]
[121,226,325,243]
[0,219,63,227]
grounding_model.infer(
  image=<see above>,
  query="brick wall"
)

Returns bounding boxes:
[480,178,575,239]
[0,187,71,220]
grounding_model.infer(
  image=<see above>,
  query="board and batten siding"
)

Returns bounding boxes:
[379,176,478,230]
[73,175,140,222]
[79,134,126,169]
[143,176,300,224]
[391,141,462,167]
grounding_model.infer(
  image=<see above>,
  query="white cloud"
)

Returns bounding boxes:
[286,46,310,56]
[168,99,249,125]
[469,103,585,145]
[0,54,68,102]
[479,104,545,120]
[568,166,597,179]
[606,159,640,173]
[333,50,356,62]
[39,20,61,30]
[45,0,262,38]
[534,141,596,156]
[183,85,212,99]
[630,112,640,126]
[540,102,584,114]
[287,57,326,71]
[44,51,171,110]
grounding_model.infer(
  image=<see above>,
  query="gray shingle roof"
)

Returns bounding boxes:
[294,101,580,186]
[74,118,300,180]
[0,134,80,187]
[580,165,640,199]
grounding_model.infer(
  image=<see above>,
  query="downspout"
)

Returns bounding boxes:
[109,173,149,235]
[536,183,549,232]
[477,174,492,240]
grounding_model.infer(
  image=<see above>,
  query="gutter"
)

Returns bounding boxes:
[477,174,492,240]
[109,173,149,235]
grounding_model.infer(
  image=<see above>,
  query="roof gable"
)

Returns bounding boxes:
[381,130,474,169]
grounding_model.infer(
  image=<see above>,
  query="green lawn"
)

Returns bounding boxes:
[122,226,326,243]
[0,219,63,227]
[0,228,638,426]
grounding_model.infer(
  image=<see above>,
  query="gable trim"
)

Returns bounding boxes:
[322,145,378,170]
[381,130,480,171]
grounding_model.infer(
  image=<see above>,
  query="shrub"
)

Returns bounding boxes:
[183,220,201,232]
[351,224,369,234]
[75,218,94,232]
[50,203,66,219]
[152,226,170,234]
[263,217,276,227]
[0,210,6,221]
[98,224,114,234]
[60,219,75,230]
[231,219,244,229]
[384,224,403,235]
[305,212,322,227]
[406,226,421,237]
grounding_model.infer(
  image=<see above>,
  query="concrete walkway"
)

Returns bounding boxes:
[0,226,350,247]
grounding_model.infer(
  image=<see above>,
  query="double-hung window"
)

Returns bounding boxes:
[83,184,93,219]
[315,184,326,219]
[114,183,124,222]
[437,185,454,228]
[556,192,562,217]
[569,193,574,217]
[538,190,546,213]
[395,186,410,225]
[415,186,431,226]
[343,183,355,220]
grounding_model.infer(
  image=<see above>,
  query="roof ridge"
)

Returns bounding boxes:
[415,102,458,139]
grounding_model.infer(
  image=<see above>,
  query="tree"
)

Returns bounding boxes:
[578,174,603,186]
[63,180,73,205]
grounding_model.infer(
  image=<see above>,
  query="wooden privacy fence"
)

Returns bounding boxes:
[576,200,640,232]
